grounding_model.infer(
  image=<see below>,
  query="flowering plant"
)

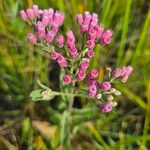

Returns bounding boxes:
[20,4,133,148]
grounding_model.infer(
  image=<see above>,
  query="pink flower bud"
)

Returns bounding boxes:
[37,27,46,38]
[57,54,67,68]
[69,47,78,58]
[42,15,49,26]
[43,9,49,16]
[76,71,86,81]
[86,40,95,49]
[45,31,55,43]
[63,75,71,84]
[126,66,133,75]
[88,85,97,98]
[32,5,39,16]
[27,33,37,44]
[84,12,91,25]
[39,9,43,15]
[48,8,54,15]
[26,8,35,19]
[94,24,104,38]
[76,14,83,25]
[56,34,64,48]
[54,11,64,26]
[66,30,75,43]
[19,10,28,21]
[51,52,59,60]
[81,24,89,33]
[101,103,112,113]
[88,79,97,86]
[100,29,113,45]
[121,75,129,83]
[90,13,98,26]
[86,50,95,59]
[99,81,111,91]
[58,59,67,68]
[36,21,44,28]
[112,68,122,78]
[88,28,97,40]
[89,69,99,79]
[79,60,89,72]
[51,23,59,33]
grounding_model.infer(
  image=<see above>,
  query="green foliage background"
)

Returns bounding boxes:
[0,0,150,149]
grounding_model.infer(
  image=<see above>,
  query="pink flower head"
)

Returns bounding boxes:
[90,13,98,27]
[121,75,129,83]
[86,50,95,59]
[26,8,35,19]
[42,15,49,26]
[89,69,99,79]
[37,26,46,38]
[66,30,75,43]
[19,10,28,21]
[79,60,89,72]
[51,52,59,60]
[27,33,37,44]
[100,29,113,45]
[76,71,86,81]
[54,11,64,26]
[81,24,89,33]
[36,21,44,28]
[94,24,104,38]
[32,5,39,16]
[48,8,54,15]
[76,14,83,25]
[56,34,64,48]
[70,47,78,58]
[57,54,67,68]
[45,31,55,43]
[88,79,97,86]
[84,11,91,25]
[63,75,71,84]
[112,68,122,78]
[88,85,97,98]
[99,81,111,91]
[88,28,97,40]
[126,66,133,75]
[51,22,59,33]
[101,103,112,113]
[39,9,43,15]
[120,66,133,82]
[86,40,95,49]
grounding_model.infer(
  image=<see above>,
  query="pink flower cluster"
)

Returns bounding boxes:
[112,66,133,82]
[51,52,67,68]
[66,31,78,58]
[21,5,133,113]
[76,60,89,81]
[20,5,64,45]
[76,11,113,51]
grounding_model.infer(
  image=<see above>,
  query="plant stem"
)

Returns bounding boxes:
[66,60,76,148]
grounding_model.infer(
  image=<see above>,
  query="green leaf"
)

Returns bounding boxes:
[60,111,68,143]
[30,89,42,100]
[51,128,60,148]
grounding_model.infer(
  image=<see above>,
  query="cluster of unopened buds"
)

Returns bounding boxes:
[20,5,133,113]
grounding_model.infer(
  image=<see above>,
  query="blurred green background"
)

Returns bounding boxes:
[0,0,150,149]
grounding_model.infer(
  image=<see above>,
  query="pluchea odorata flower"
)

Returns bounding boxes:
[20,5,133,113]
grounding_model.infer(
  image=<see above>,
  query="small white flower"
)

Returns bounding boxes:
[114,91,121,96]
[112,101,117,107]
[96,93,102,99]
[41,90,53,100]
[105,67,112,73]
[110,88,117,93]
[108,95,114,101]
